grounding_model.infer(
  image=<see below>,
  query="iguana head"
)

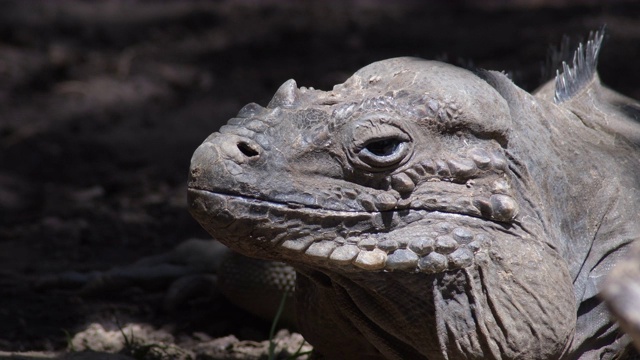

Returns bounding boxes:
[188,36,640,358]
[188,58,527,274]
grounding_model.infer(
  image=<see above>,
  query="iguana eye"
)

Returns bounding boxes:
[348,119,413,171]
[359,137,409,167]
[365,138,401,156]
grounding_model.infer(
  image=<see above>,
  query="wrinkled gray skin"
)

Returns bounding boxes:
[188,35,640,359]
[602,242,640,353]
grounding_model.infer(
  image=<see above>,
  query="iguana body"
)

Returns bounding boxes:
[188,32,640,359]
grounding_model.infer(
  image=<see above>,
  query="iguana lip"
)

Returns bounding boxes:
[188,185,518,225]
[187,187,375,220]
[188,188,506,274]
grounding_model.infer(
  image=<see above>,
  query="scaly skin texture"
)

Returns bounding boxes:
[188,41,640,358]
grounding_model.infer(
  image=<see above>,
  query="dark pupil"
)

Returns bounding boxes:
[365,139,400,156]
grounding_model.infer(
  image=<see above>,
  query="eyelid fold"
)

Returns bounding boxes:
[347,117,414,171]
[358,140,410,168]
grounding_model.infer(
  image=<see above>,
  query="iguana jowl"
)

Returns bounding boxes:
[188,31,640,359]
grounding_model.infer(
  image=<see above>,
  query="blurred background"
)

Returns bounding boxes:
[0,0,639,356]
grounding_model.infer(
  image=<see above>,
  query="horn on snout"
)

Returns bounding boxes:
[268,79,299,108]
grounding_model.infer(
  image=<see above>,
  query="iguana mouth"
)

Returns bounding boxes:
[188,188,507,274]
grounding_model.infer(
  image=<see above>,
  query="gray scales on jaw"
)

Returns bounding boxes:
[188,29,640,360]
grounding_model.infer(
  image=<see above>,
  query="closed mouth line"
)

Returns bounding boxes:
[188,187,494,223]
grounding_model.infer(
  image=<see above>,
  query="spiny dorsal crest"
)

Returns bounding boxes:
[554,28,604,103]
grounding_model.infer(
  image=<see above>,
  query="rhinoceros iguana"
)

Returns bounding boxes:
[188,30,640,359]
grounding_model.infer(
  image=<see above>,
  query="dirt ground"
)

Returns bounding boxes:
[1,1,639,359]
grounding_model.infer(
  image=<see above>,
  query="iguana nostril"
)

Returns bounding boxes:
[237,142,259,157]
